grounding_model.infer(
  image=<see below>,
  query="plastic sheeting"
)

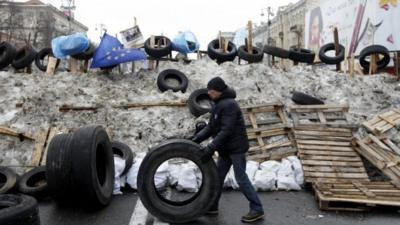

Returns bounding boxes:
[172,31,200,54]
[51,33,90,59]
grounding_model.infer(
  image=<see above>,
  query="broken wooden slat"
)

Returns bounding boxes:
[0,126,35,141]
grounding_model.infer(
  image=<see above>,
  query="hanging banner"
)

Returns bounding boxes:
[305,0,400,55]
[119,25,144,48]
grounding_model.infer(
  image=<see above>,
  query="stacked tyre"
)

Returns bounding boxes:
[12,46,37,70]
[289,48,316,64]
[145,36,172,58]
[359,45,390,71]
[0,42,17,70]
[238,46,264,63]
[0,194,40,225]
[35,48,60,72]
[46,125,114,208]
[207,39,237,64]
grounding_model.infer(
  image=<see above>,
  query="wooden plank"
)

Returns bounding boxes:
[304,172,369,179]
[301,160,364,167]
[352,181,376,198]
[317,111,327,124]
[299,150,359,157]
[297,144,354,152]
[295,135,352,142]
[247,21,253,54]
[333,27,341,71]
[0,126,35,141]
[31,127,50,167]
[300,154,362,162]
[290,104,349,111]
[296,140,350,146]
[302,166,366,173]
[114,101,187,109]
[40,127,60,165]
[46,56,58,75]
[294,130,352,137]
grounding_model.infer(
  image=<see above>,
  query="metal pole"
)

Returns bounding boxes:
[267,6,271,66]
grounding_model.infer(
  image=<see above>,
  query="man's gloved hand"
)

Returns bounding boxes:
[191,136,201,144]
[200,145,215,163]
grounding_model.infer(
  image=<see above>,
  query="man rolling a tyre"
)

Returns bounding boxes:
[191,77,264,223]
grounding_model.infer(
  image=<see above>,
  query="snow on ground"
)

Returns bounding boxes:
[1,58,400,172]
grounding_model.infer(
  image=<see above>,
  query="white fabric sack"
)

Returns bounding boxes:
[277,159,301,191]
[113,156,126,195]
[223,161,259,189]
[154,162,169,190]
[223,167,239,189]
[246,161,260,184]
[167,163,181,187]
[254,160,280,191]
[126,152,146,190]
[287,156,304,186]
[176,162,200,193]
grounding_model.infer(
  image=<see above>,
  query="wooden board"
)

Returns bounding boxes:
[362,109,400,135]
[289,105,351,127]
[314,181,400,211]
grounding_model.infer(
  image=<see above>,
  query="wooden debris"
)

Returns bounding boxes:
[59,105,100,112]
[247,21,253,54]
[333,27,341,71]
[0,126,35,141]
[362,109,400,135]
[46,57,58,75]
[115,101,187,109]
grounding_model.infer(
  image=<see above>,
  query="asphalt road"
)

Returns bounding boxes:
[38,190,400,225]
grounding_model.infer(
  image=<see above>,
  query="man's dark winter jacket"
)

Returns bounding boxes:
[194,87,249,156]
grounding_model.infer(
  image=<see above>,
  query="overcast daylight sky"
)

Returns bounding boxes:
[24,0,298,48]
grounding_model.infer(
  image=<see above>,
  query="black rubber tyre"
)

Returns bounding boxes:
[289,48,316,64]
[207,39,237,64]
[18,166,48,199]
[12,47,37,70]
[238,46,264,63]
[46,133,74,203]
[263,45,290,59]
[72,43,96,60]
[0,42,17,70]
[0,167,18,194]
[188,89,213,117]
[157,69,189,93]
[292,91,324,105]
[35,48,60,72]
[112,141,134,176]
[195,121,207,134]
[137,139,220,224]
[359,45,390,71]
[0,194,40,225]
[70,125,114,208]
[318,43,345,65]
[144,36,172,58]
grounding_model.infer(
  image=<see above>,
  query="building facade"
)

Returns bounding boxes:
[0,0,87,49]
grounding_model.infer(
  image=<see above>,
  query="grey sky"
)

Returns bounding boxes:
[41,0,298,48]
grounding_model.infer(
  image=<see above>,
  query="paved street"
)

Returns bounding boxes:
[39,190,400,225]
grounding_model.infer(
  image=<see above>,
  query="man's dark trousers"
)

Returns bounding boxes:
[211,153,264,213]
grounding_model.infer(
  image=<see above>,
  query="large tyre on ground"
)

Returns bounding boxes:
[72,43,96,60]
[12,47,37,70]
[0,42,17,70]
[263,45,290,59]
[46,133,74,203]
[144,36,172,58]
[188,89,213,117]
[238,46,264,63]
[289,48,316,64]
[359,45,390,71]
[207,39,237,64]
[35,48,60,72]
[137,139,220,224]
[70,125,114,208]
[157,69,189,93]
[318,43,345,65]
[0,167,18,194]
[292,91,324,105]
[18,166,48,199]
[112,141,134,176]
[0,194,40,225]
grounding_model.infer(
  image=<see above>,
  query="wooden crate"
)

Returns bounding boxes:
[353,135,400,188]
[294,126,369,184]
[314,181,400,211]
[289,104,353,128]
[363,109,400,135]
[241,103,295,162]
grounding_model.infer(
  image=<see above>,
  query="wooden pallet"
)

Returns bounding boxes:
[241,103,295,162]
[294,126,369,184]
[363,109,400,135]
[314,181,400,211]
[289,104,354,128]
[353,135,400,188]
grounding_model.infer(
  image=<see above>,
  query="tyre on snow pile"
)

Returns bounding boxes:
[207,39,237,64]
[318,43,345,65]
[292,91,324,105]
[289,48,315,64]
[359,45,390,71]
[0,167,18,194]
[137,139,220,223]
[72,43,96,60]
[188,88,213,117]
[112,141,134,176]
[12,47,37,70]
[144,36,172,58]
[35,48,60,72]
[157,69,189,93]
[46,126,114,208]
[0,42,17,70]
[263,45,290,59]
[0,194,40,225]
[18,166,48,198]
[238,46,264,63]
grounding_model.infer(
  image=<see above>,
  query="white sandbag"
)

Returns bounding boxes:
[277,159,301,191]
[126,152,146,190]
[287,156,304,186]
[246,161,260,183]
[254,160,280,191]
[176,162,200,193]
[113,156,126,195]
[167,163,181,187]
[260,160,281,172]
[154,162,169,190]
[223,167,239,189]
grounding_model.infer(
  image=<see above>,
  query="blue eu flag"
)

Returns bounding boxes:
[91,33,146,68]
